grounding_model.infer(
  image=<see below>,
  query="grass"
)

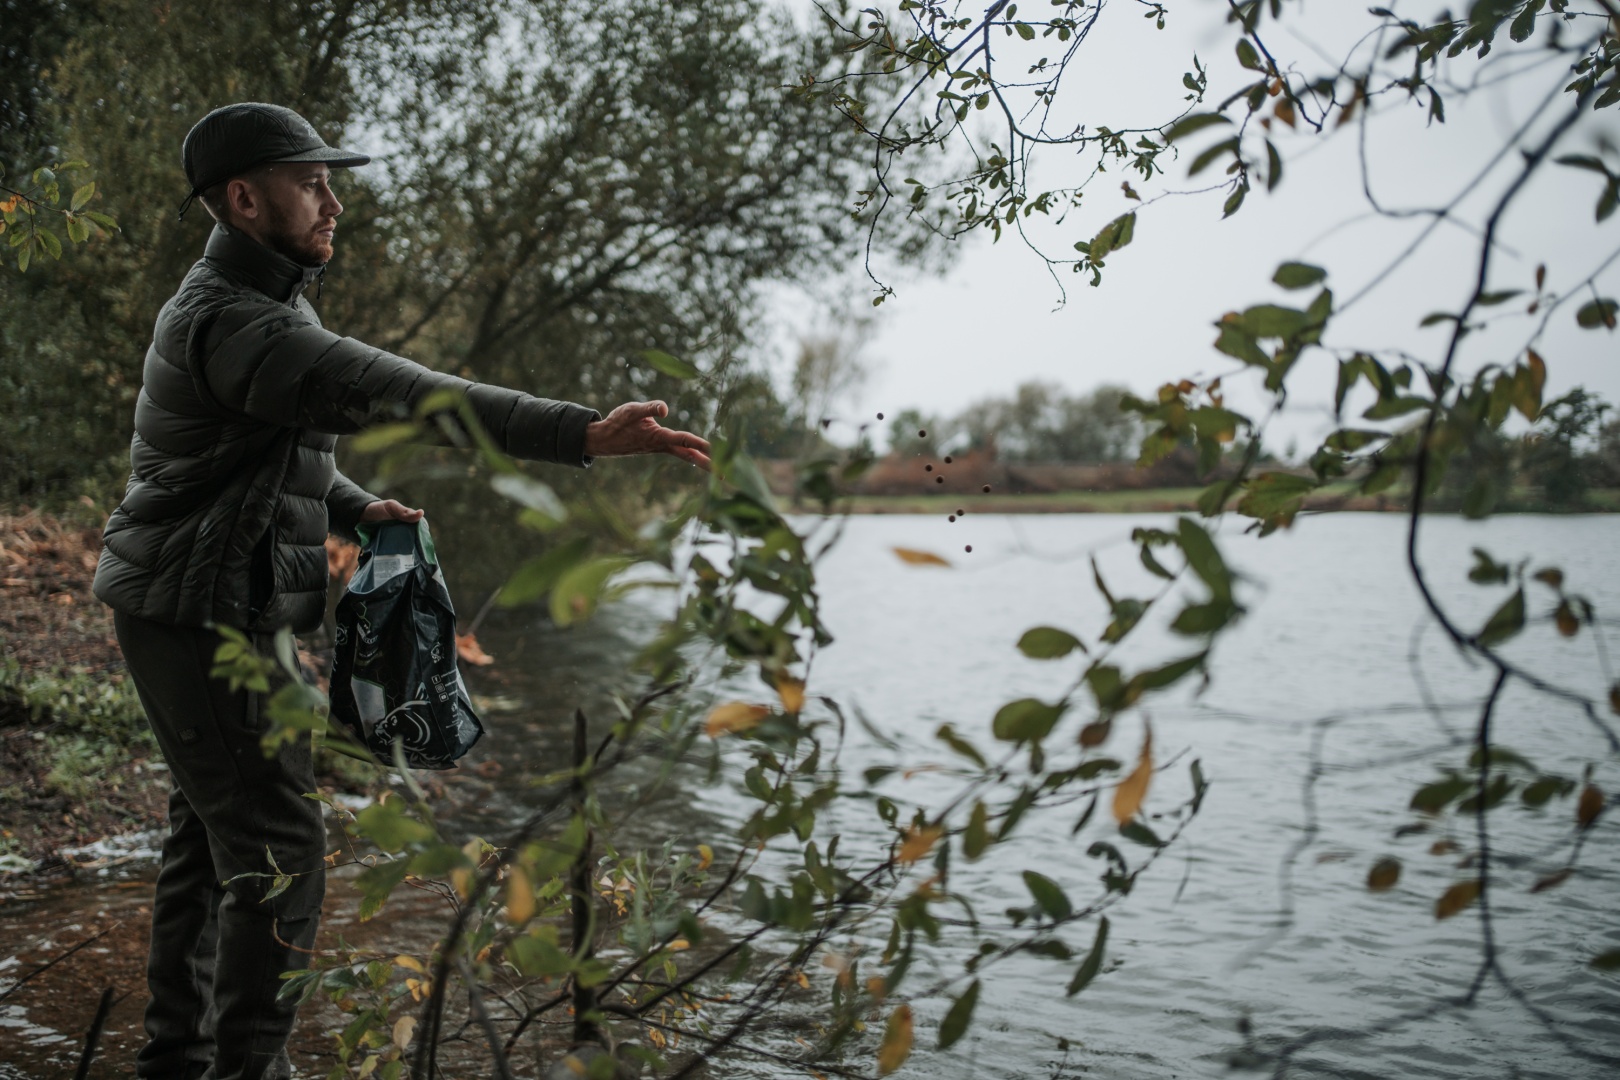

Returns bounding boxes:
[831,488,1210,515]
[804,485,1620,516]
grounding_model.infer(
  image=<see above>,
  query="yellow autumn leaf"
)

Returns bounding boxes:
[892,546,952,567]
[394,955,425,973]
[696,843,714,871]
[1435,879,1482,920]
[897,824,942,864]
[776,675,806,714]
[704,701,769,737]
[667,938,691,951]
[876,1004,914,1075]
[505,866,535,926]
[1111,723,1154,825]
[392,1015,416,1050]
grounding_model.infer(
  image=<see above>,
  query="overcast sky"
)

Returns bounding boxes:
[772,0,1620,455]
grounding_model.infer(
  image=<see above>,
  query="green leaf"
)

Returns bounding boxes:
[1575,299,1618,330]
[17,240,30,272]
[1022,871,1073,920]
[37,227,61,260]
[354,802,435,853]
[1065,916,1109,996]
[1236,304,1310,339]
[498,536,593,606]
[1510,0,1542,42]
[490,473,567,522]
[938,978,980,1048]
[1136,652,1207,691]
[1118,819,1163,847]
[1476,587,1525,648]
[1014,20,1035,40]
[70,182,95,211]
[1176,518,1230,601]
[1213,324,1270,368]
[1017,626,1084,660]
[1162,112,1231,143]
[1590,950,1620,972]
[550,555,634,627]
[992,698,1066,743]
[1273,262,1327,290]
[1088,212,1137,261]
[1467,548,1510,585]
[1187,137,1240,177]
[641,349,700,379]
[1411,773,1471,813]
[1520,775,1572,807]
[1236,38,1263,70]
[1171,600,1234,635]
[1222,183,1248,219]
[350,422,420,452]
[1236,471,1316,529]
[963,801,990,860]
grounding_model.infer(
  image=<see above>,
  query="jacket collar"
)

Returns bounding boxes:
[202,222,323,305]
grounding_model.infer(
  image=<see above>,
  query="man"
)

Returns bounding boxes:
[92,102,711,1080]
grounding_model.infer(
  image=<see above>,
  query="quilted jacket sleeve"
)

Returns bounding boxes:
[325,469,379,542]
[200,300,600,467]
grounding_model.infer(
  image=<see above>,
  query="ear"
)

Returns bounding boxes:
[225,176,262,222]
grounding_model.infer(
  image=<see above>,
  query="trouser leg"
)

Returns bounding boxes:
[116,611,327,1080]
[137,783,224,1080]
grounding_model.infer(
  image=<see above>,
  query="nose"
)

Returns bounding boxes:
[322,181,343,218]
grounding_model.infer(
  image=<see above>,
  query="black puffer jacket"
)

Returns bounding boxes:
[94,223,598,634]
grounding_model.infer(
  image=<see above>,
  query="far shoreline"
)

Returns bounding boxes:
[779,488,1620,516]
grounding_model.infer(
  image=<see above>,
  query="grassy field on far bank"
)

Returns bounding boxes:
[803,486,1620,515]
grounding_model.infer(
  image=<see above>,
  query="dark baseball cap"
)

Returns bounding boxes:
[179,102,370,219]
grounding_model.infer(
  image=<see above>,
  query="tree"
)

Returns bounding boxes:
[948,380,1141,461]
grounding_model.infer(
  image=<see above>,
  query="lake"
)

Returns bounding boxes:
[2,511,1616,1078]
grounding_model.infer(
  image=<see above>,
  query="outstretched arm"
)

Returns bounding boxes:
[584,400,712,470]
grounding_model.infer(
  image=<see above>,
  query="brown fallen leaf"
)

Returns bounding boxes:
[1435,879,1482,920]
[876,1004,913,1076]
[776,675,806,715]
[456,632,494,666]
[1111,723,1153,825]
[1367,857,1401,891]
[897,824,942,865]
[705,702,769,738]
[1577,784,1604,830]
[891,546,951,567]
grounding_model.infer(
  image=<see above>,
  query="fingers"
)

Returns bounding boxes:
[615,399,669,423]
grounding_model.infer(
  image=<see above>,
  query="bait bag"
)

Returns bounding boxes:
[329,519,483,769]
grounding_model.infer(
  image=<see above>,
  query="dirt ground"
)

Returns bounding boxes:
[0,510,169,872]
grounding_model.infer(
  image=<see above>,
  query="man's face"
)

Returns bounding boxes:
[251,164,343,267]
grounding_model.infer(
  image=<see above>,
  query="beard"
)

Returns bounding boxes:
[261,200,333,268]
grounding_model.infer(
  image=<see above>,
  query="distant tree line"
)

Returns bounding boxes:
[887,381,1143,463]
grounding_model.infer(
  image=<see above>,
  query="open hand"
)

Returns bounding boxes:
[359,499,425,524]
[584,400,712,470]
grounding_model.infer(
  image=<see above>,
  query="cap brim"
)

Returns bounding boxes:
[267,145,371,168]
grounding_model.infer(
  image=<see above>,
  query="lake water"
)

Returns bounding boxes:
[2,511,1616,1078]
